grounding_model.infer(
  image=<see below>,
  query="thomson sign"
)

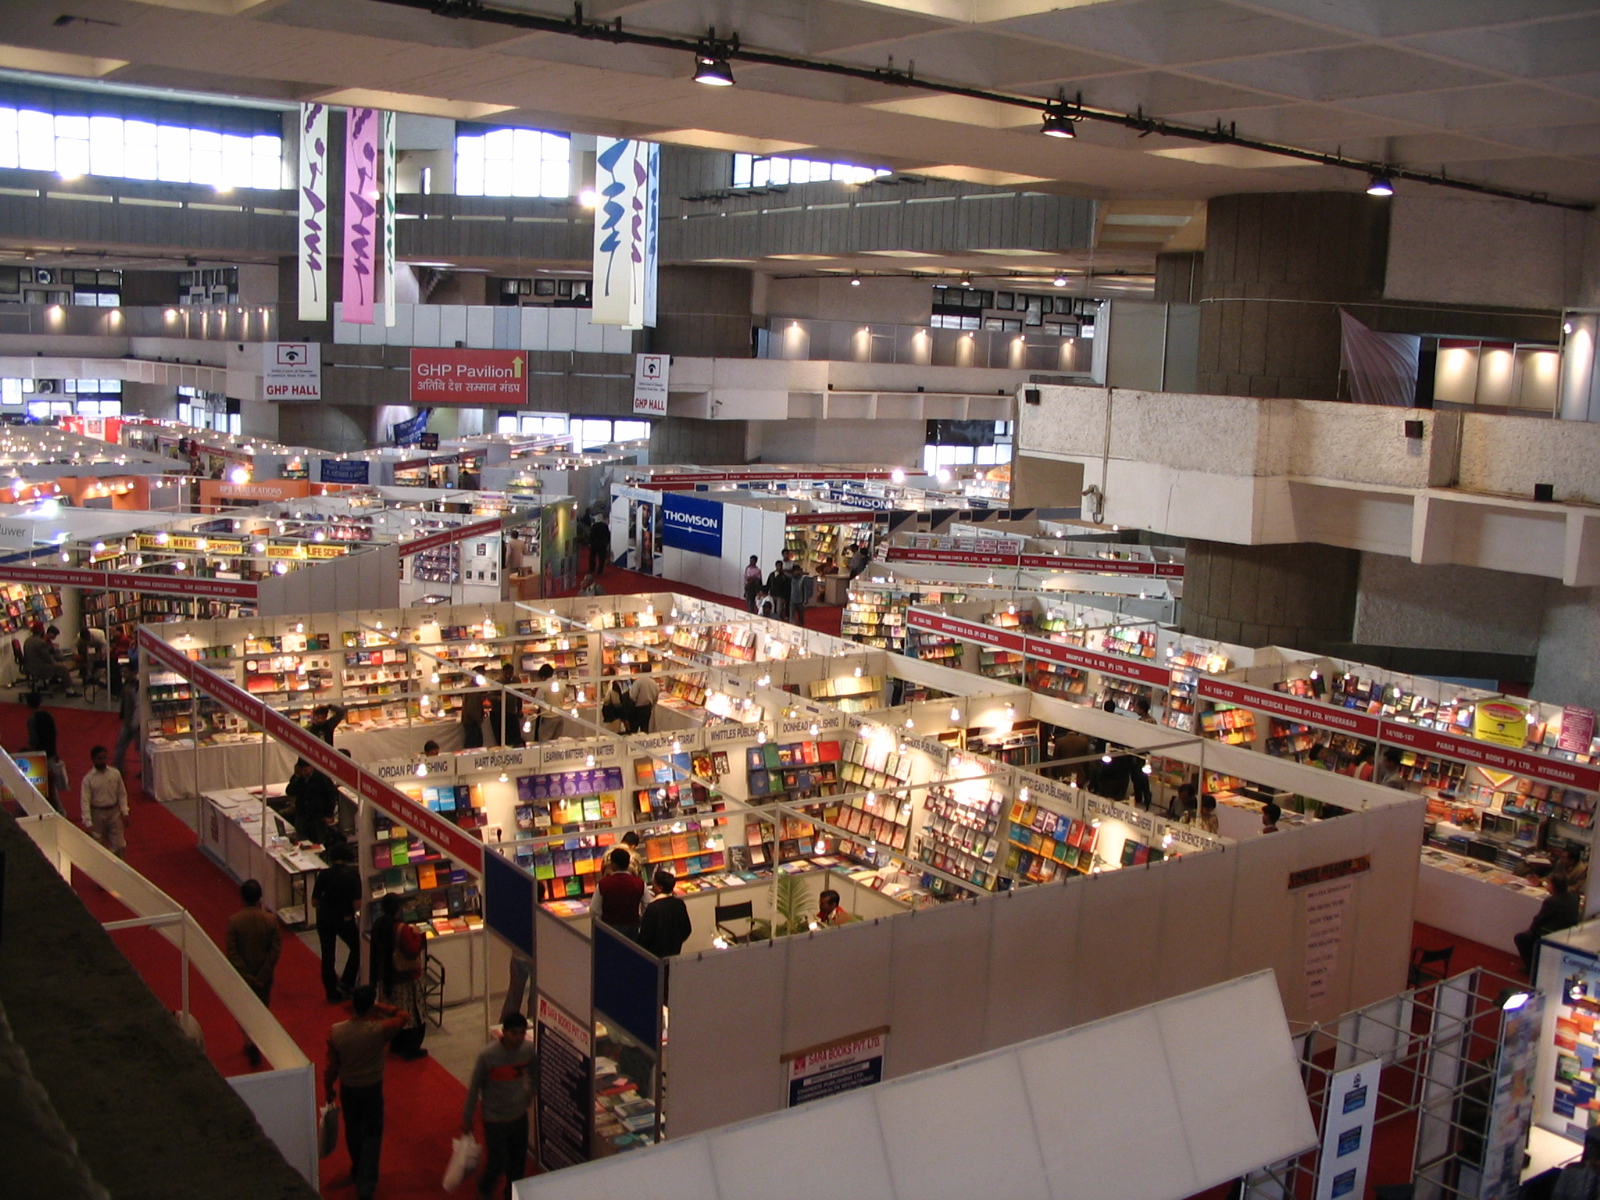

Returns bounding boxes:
[661,491,723,557]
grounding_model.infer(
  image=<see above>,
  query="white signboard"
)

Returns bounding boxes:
[633,353,669,416]
[263,342,321,400]
[1304,879,1354,1005]
[1314,1059,1379,1200]
[785,1029,887,1107]
[592,138,659,328]
[296,103,329,322]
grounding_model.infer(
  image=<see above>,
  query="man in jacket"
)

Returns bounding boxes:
[326,986,411,1200]
[462,1012,538,1200]
[314,843,363,1003]
[765,560,790,620]
[287,758,342,845]
[588,517,611,576]
[636,869,693,958]
[24,625,73,694]
[226,878,281,1066]
[788,563,815,627]
[1516,872,1582,976]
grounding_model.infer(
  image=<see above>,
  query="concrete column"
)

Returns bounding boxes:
[1197,192,1390,401]
[1181,539,1361,651]
[650,267,753,358]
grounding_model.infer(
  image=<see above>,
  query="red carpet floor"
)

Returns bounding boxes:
[0,700,470,1200]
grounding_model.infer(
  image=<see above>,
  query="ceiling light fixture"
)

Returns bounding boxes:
[1053,273,1068,288]
[849,274,861,287]
[693,34,736,86]
[1366,173,1395,198]
[1041,107,1077,139]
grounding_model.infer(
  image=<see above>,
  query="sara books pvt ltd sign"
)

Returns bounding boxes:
[410,349,528,405]
[660,492,723,557]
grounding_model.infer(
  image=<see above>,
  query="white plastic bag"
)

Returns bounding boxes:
[442,1133,482,1191]
[318,1103,340,1159]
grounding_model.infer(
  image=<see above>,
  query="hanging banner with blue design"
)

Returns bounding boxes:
[592,138,658,329]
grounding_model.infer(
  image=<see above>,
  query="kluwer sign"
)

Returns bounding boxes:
[660,491,722,557]
[410,349,528,405]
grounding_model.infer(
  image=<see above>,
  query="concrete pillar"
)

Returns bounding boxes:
[650,267,753,358]
[1154,252,1202,305]
[1197,193,1390,401]
[1181,539,1361,651]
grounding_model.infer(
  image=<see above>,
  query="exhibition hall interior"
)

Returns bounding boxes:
[2,1,1600,1198]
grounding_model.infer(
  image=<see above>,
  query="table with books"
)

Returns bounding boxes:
[197,785,329,923]
[145,719,464,803]
[1415,845,1548,954]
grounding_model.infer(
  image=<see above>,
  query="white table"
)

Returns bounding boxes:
[147,720,464,803]
[198,785,329,921]
[1415,852,1545,954]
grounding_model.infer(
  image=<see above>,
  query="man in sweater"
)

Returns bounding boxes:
[80,744,129,858]
[226,878,281,1066]
[327,986,410,1200]
[636,869,692,958]
[461,1012,538,1200]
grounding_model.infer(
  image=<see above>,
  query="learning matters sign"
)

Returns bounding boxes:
[660,491,722,557]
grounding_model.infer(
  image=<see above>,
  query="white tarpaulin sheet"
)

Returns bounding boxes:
[516,970,1317,1200]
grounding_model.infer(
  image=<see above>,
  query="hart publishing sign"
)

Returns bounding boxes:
[661,491,723,557]
[410,349,528,405]
[262,342,321,400]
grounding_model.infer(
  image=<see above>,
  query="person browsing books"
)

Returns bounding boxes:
[636,870,692,958]
[594,847,645,933]
[307,703,346,745]
[627,666,658,735]
[462,1012,538,1200]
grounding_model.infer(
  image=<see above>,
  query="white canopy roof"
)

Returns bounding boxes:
[517,970,1316,1200]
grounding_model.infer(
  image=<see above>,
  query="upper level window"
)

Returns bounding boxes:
[0,107,281,189]
[732,154,890,188]
[456,126,570,197]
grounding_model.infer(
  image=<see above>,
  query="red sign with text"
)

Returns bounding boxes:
[398,517,505,559]
[410,349,528,405]
[905,609,1025,653]
[1025,635,1172,686]
[1379,722,1600,793]
[1198,678,1382,739]
[0,564,258,600]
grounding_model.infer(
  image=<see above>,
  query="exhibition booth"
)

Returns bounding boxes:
[898,592,1600,953]
[135,587,1419,1164]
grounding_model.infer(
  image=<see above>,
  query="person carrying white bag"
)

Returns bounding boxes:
[459,1012,537,1199]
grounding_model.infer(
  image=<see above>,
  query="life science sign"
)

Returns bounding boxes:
[661,492,723,557]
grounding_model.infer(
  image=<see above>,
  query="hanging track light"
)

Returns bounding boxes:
[382,0,1592,212]
[1366,172,1395,197]
[1041,104,1077,139]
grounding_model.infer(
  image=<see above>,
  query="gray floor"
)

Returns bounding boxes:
[163,790,497,1088]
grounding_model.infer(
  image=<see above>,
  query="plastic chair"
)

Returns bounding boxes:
[714,900,757,945]
[1409,945,1455,988]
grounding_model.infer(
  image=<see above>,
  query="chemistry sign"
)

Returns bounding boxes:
[661,491,722,557]
[409,348,529,405]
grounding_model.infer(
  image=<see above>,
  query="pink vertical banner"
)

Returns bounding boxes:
[342,107,379,325]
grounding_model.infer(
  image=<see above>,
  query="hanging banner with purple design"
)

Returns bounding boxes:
[297,103,329,322]
[591,138,658,329]
[381,110,396,328]
[342,107,379,325]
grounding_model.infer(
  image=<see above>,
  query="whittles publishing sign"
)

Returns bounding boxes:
[661,492,722,557]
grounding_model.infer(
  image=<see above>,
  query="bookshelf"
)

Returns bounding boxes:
[915,781,1005,894]
[1004,795,1104,884]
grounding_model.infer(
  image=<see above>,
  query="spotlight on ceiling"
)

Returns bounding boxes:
[1053,273,1068,288]
[1041,108,1077,139]
[849,274,861,287]
[960,274,973,288]
[1366,172,1395,197]
[693,51,735,86]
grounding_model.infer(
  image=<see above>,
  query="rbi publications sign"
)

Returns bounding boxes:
[592,138,659,328]
[660,491,722,557]
[410,349,528,405]
[633,353,668,416]
[262,342,321,400]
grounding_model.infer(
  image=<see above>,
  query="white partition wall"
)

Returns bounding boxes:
[519,971,1318,1200]
[661,796,1421,1138]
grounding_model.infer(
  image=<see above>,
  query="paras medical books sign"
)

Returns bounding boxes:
[661,492,722,557]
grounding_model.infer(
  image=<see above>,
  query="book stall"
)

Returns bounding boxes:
[908,589,1600,951]
[131,586,1421,1165]
[884,528,1185,584]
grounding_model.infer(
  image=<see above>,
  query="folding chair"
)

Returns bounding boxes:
[1408,944,1454,988]
[418,950,446,1028]
[714,900,757,945]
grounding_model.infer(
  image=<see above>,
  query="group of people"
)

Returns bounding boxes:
[591,841,695,957]
[741,541,873,623]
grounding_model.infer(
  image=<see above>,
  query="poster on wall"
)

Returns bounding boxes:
[784,1028,887,1107]
[1304,879,1353,1006]
[1560,706,1597,754]
[1479,993,1545,1200]
[1313,1059,1379,1200]
[660,491,722,557]
[262,341,321,400]
[536,995,593,1171]
[633,353,668,416]
[296,103,329,322]
[541,499,579,596]
[1475,700,1529,749]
